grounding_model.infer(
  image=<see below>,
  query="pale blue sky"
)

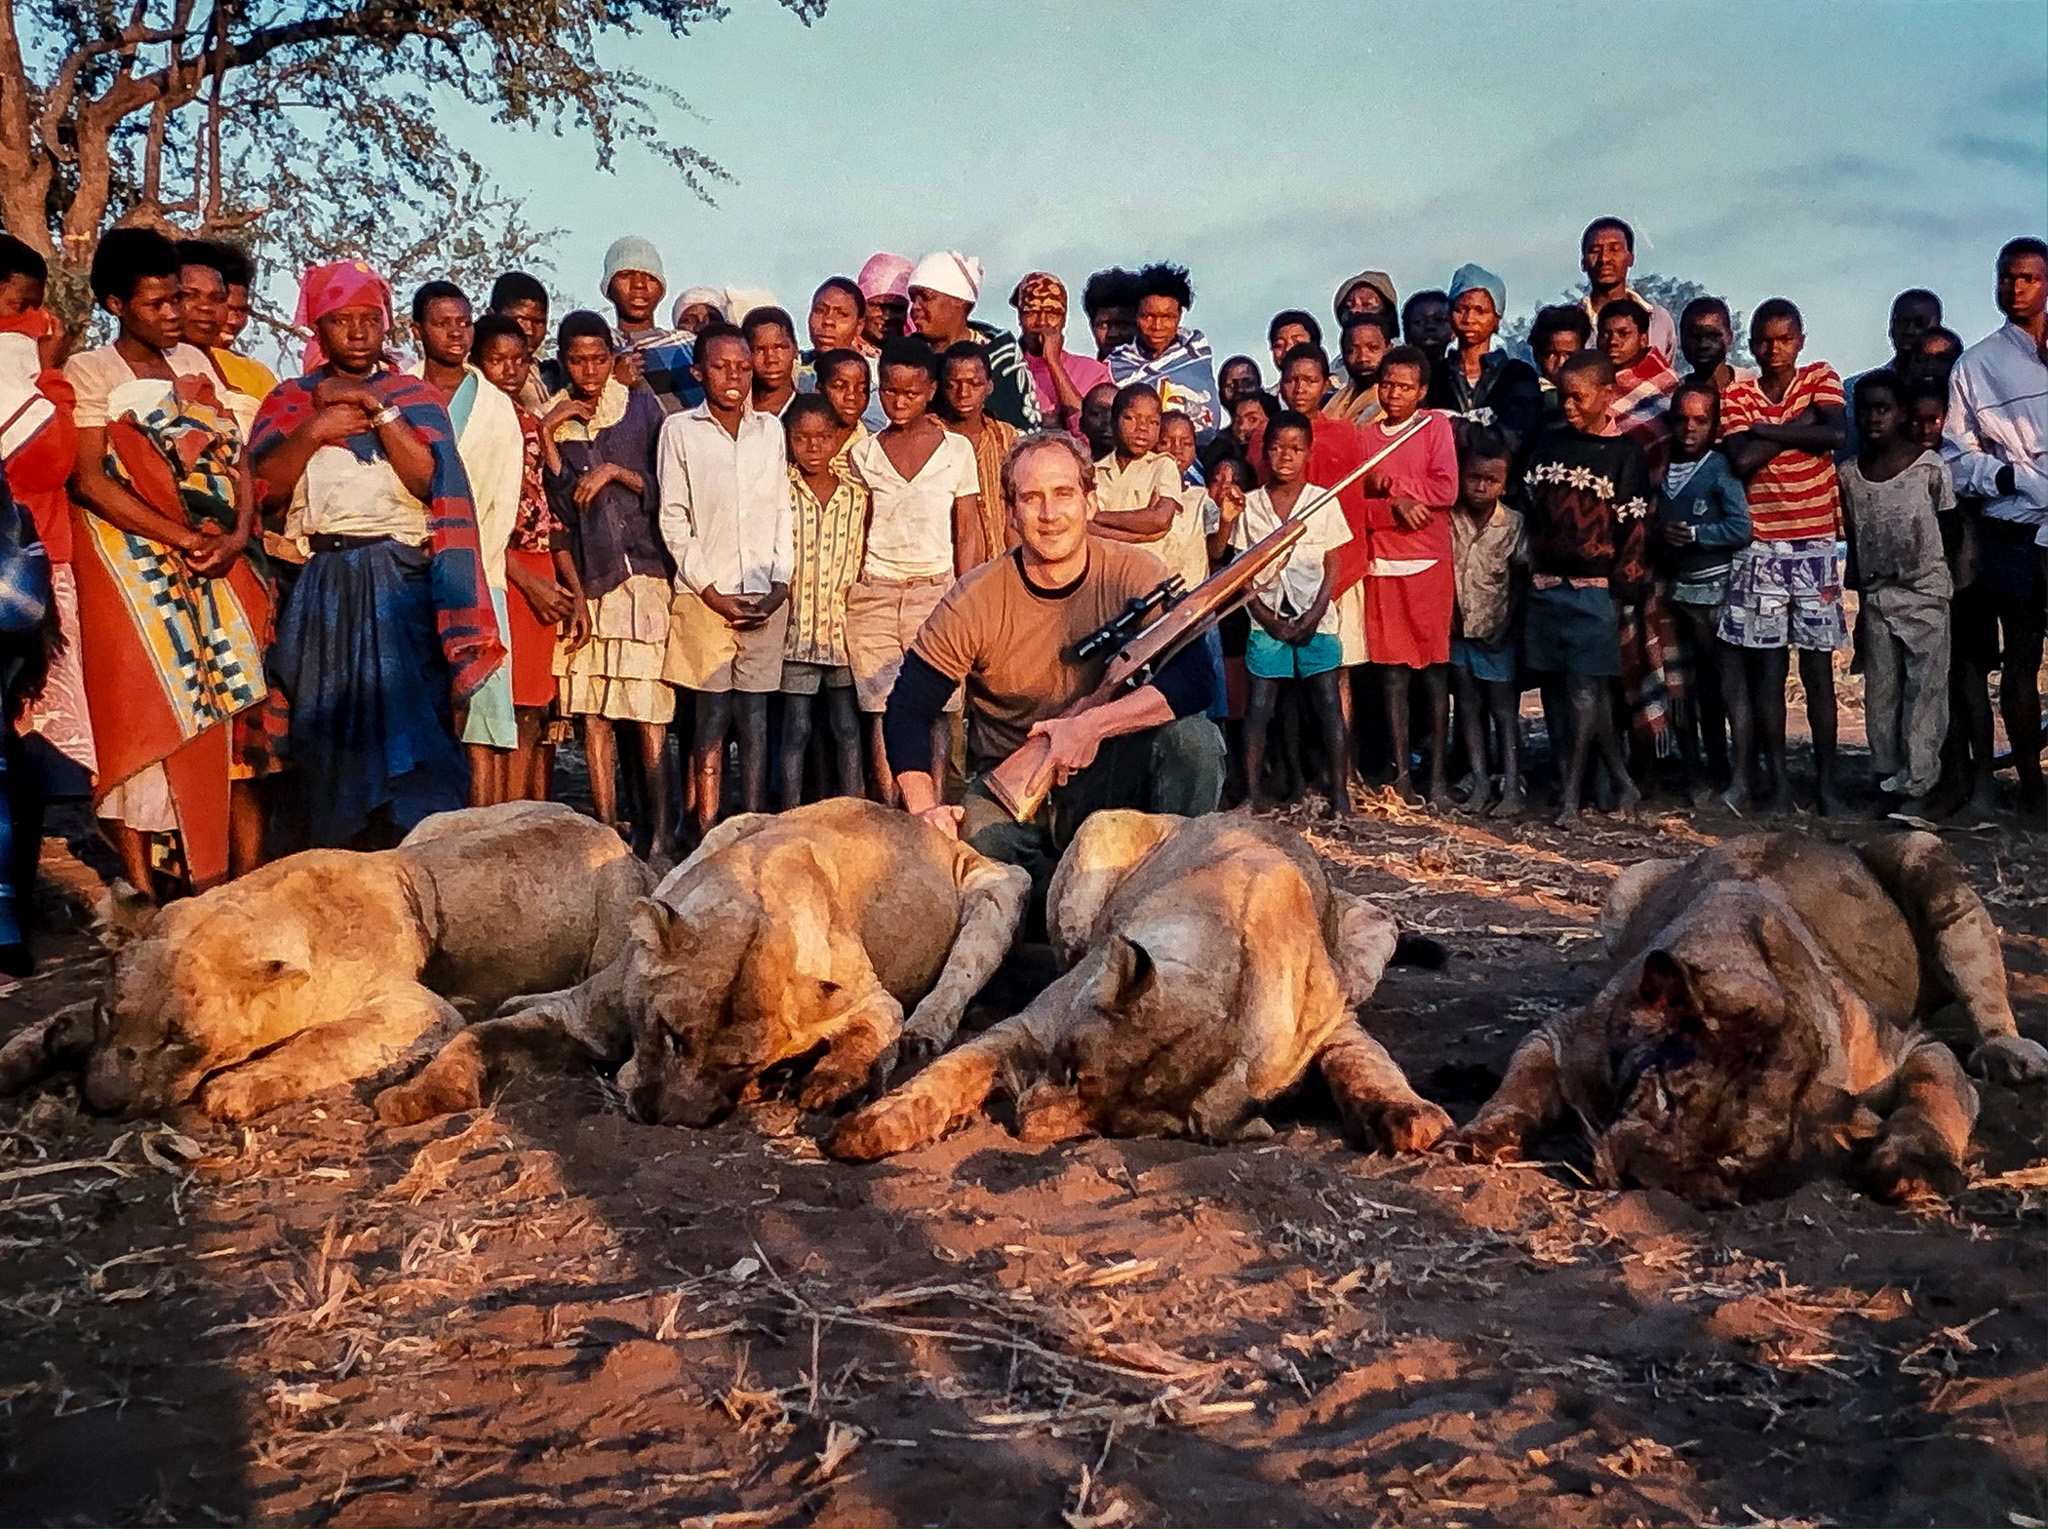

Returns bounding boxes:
[444,0,2045,374]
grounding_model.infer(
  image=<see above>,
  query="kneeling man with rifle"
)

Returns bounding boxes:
[883,430,1225,899]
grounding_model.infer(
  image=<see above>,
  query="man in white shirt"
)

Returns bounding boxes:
[1578,217,1677,363]
[1949,239,2048,530]
[657,321,793,835]
[1945,236,2048,815]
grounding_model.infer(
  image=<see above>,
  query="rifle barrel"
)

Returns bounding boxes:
[1093,409,1439,683]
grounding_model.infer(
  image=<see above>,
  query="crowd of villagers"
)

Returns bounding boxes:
[0,214,2040,979]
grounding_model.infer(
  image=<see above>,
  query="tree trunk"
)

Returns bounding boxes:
[0,0,57,258]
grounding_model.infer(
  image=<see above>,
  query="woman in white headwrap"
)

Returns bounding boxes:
[905,250,1043,432]
[668,286,728,336]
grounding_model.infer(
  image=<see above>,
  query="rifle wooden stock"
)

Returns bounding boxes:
[983,415,1433,821]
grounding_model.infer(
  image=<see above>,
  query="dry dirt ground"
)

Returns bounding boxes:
[2,788,2045,1529]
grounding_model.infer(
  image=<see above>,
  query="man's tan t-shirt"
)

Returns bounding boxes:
[912,537,1172,766]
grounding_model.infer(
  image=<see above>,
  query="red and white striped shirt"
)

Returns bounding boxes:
[1719,362,1845,542]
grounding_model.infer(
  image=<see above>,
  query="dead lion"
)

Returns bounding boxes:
[1454,830,2047,1203]
[828,811,1450,1160]
[0,803,655,1123]
[373,798,1031,1127]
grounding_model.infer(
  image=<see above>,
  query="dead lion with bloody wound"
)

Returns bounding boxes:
[1454,831,2047,1204]
[373,799,1031,1128]
[828,811,1450,1161]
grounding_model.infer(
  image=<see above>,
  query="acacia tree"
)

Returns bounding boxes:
[0,0,823,328]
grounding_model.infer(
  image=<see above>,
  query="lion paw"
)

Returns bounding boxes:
[827,1091,949,1162]
[894,1028,949,1073]
[373,1060,482,1127]
[1863,1132,1965,1205]
[196,1069,284,1124]
[796,1060,870,1114]
[1968,1034,2048,1087]
[1447,1113,1528,1163]
[1377,1098,1453,1154]
[1015,1082,1093,1144]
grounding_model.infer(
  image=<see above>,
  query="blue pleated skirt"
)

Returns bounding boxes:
[269,539,468,846]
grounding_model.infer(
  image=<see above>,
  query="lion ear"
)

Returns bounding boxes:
[94,883,160,952]
[1752,911,1807,974]
[1637,949,1703,1035]
[1104,934,1158,1009]
[630,898,683,958]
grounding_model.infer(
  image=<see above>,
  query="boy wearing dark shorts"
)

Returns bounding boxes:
[1448,429,1527,815]
[1519,351,1652,825]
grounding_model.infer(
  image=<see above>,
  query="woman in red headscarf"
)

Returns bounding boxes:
[250,259,503,849]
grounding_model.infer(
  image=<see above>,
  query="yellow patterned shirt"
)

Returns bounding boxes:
[784,464,870,667]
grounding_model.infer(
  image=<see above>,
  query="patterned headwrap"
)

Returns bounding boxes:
[292,260,393,370]
[1009,271,1068,318]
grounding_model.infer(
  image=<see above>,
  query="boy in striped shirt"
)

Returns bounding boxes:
[1714,298,1849,814]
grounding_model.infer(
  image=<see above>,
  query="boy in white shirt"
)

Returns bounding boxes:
[1214,411,1352,816]
[657,321,793,838]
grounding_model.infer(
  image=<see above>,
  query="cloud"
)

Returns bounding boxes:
[1986,72,2048,118]
[1944,133,2048,177]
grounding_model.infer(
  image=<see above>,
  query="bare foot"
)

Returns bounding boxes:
[1391,774,1423,808]
[1490,791,1525,820]
[1553,804,1583,830]
[1613,783,1644,821]
[1720,785,1751,815]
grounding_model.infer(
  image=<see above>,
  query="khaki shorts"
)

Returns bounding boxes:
[663,587,792,694]
[780,660,854,696]
[844,574,962,713]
